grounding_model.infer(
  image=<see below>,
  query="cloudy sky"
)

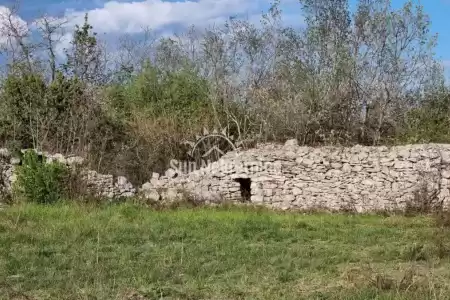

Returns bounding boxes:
[0,0,449,76]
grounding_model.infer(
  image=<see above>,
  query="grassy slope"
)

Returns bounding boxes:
[1,204,450,300]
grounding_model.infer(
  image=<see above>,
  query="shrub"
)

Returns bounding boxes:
[13,151,69,204]
[97,63,216,183]
[404,179,439,216]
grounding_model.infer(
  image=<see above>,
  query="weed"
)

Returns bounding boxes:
[13,151,68,204]
[405,179,440,216]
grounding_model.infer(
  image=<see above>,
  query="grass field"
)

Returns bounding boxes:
[1,203,450,299]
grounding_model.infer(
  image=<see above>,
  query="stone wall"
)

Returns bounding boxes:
[0,149,136,199]
[140,141,450,212]
[3,143,450,213]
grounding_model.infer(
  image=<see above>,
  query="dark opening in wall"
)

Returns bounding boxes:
[235,178,251,202]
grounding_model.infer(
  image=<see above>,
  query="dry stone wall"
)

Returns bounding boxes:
[2,143,450,213]
[0,149,136,199]
[141,141,450,212]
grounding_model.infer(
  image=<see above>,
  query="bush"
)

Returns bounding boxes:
[404,179,440,216]
[14,151,69,204]
[97,63,216,183]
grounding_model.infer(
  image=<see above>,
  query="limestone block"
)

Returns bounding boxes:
[165,168,178,178]
[331,162,343,169]
[443,170,450,179]
[342,163,351,173]
[66,156,84,166]
[116,176,129,186]
[141,182,154,191]
[352,166,363,172]
[362,179,376,186]
[143,189,161,201]
[301,158,314,167]
[162,188,180,200]
[293,188,302,196]
[397,149,411,159]
[0,148,10,157]
[441,151,450,164]
[10,157,21,165]
[251,195,264,203]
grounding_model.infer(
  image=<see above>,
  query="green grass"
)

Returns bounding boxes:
[1,203,450,299]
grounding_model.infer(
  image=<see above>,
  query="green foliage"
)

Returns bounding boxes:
[398,91,450,144]
[0,73,47,147]
[101,63,215,182]
[108,63,211,121]
[0,70,105,154]
[46,72,84,113]
[63,13,102,82]
[13,151,69,204]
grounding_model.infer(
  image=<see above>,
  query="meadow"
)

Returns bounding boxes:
[1,203,450,299]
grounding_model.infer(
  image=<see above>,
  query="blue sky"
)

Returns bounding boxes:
[0,0,449,76]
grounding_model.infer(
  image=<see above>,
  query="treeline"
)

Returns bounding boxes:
[0,0,448,184]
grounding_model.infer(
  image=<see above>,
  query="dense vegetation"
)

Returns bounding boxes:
[0,0,448,185]
[1,203,450,299]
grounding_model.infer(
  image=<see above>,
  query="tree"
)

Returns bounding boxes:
[352,0,438,144]
[35,15,68,81]
[0,73,47,148]
[0,4,34,73]
[63,14,104,83]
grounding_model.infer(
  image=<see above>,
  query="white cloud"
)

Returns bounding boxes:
[0,6,29,45]
[64,0,265,34]
[443,60,450,68]
[54,32,73,58]
[0,0,304,60]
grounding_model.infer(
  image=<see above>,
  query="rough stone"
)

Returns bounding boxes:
[49,153,67,164]
[66,156,84,166]
[292,188,303,196]
[133,143,450,212]
[141,182,154,191]
[143,189,160,201]
[3,144,450,212]
[284,139,299,147]
[10,158,21,165]
[0,149,10,157]
[443,171,450,179]
[165,168,178,179]
[116,176,129,186]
